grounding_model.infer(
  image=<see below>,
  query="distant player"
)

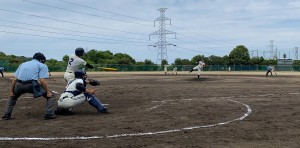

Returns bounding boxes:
[189,60,205,79]
[164,64,169,75]
[64,47,94,82]
[55,70,109,115]
[0,67,4,77]
[172,67,178,75]
[266,65,273,77]
[266,65,277,77]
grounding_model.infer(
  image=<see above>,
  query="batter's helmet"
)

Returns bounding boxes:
[75,47,85,56]
[74,70,86,79]
[33,52,46,63]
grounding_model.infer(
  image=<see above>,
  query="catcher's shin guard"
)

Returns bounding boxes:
[87,96,106,112]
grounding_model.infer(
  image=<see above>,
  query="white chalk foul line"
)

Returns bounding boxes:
[0,99,252,141]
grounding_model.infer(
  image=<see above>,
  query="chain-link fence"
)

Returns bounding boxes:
[1,63,299,72]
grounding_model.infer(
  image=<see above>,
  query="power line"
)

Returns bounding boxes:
[0,30,147,46]
[0,24,151,44]
[22,0,152,27]
[0,8,147,36]
[0,19,148,41]
[57,0,152,22]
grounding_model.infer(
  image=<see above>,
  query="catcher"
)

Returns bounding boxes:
[55,70,109,115]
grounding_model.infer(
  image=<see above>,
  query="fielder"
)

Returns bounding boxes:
[266,65,276,77]
[172,67,178,75]
[55,70,109,115]
[64,47,94,82]
[164,64,169,75]
[189,60,205,79]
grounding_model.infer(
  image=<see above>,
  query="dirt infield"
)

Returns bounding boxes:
[0,71,300,147]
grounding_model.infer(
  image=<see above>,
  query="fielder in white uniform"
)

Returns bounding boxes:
[56,70,108,114]
[172,67,178,75]
[64,47,94,82]
[164,64,169,75]
[189,60,205,79]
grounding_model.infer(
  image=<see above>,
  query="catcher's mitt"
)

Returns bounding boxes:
[89,79,100,86]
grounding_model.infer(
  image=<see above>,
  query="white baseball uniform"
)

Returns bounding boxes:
[58,79,86,109]
[172,67,177,75]
[164,65,169,75]
[64,54,87,82]
[193,61,205,75]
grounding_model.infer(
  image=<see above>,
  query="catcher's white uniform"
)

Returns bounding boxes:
[58,78,107,112]
[58,79,86,109]
[64,54,87,82]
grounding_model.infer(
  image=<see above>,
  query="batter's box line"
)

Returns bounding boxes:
[0,99,252,141]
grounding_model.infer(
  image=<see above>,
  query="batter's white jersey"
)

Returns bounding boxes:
[66,54,87,73]
[64,54,87,82]
[58,79,86,109]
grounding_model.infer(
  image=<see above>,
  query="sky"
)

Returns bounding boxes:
[1,0,300,63]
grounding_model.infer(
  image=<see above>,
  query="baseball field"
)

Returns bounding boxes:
[0,71,300,147]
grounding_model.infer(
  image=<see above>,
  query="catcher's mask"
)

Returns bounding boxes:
[33,52,46,63]
[74,70,87,79]
[75,47,85,56]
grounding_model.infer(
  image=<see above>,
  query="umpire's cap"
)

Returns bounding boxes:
[74,70,86,79]
[75,47,85,56]
[33,52,46,63]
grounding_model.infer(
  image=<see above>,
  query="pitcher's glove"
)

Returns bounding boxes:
[89,79,100,86]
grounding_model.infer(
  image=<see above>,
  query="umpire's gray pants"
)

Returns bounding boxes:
[4,82,55,117]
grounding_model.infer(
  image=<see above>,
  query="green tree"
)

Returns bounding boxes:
[208,55,224,65]
[113,53,136,65]
[62,55,69,63]
[249,57,264,65]
[174,58,191,65]
[191,55,207,64]
[161,59,168,65]
[229,45,250,65]
[144,59,154,65]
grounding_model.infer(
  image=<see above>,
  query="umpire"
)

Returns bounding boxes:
[2,52,56,120]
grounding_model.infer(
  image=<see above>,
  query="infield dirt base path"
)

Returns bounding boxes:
[0,71,300,147]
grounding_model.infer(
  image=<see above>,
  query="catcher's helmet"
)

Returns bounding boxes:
[33,52,46,63]
[74,70,86,79]
[75,47,85,56]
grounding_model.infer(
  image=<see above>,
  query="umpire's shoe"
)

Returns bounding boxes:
[44,113,56,120]
[2,114,11,120]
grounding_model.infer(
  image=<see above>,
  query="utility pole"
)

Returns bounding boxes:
[295,47,298,60]
[269,40,275,59]
[149,8,176,64]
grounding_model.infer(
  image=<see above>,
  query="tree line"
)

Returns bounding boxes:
[1,45,299,70]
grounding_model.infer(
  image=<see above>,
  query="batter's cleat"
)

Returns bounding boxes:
[2,114,11,120]
[44,114,56,120]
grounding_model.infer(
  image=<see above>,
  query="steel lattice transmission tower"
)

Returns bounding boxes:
[149,8,176,64]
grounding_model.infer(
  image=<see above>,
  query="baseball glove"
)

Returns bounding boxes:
[89,79,100,86]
